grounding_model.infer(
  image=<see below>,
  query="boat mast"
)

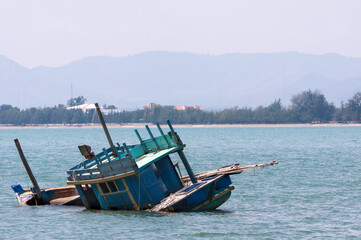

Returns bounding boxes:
[95,103,118,158]
[14,138,43,204]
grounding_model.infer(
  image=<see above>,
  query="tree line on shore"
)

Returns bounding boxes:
[1,90,361,125]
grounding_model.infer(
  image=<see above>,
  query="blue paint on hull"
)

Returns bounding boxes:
[67,122,236,212]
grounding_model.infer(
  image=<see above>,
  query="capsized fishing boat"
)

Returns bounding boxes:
[66,103,278,212]
[11,139,83,206]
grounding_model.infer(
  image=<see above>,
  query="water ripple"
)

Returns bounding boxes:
[1,127,361,239]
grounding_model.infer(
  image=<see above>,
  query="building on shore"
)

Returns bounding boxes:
[66,103,121,115]
[143,103,204,111]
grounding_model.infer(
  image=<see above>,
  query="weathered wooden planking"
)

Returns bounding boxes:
[49,195,82,206]
[15,186,83,206]
[181,161,278,182]
[149,175,224,212]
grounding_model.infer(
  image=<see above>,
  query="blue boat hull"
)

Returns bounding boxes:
[169,186,234,212]
[150,174,234,212]
[72,155,185,210]
[73,171,233,212]
[65,121,249,212]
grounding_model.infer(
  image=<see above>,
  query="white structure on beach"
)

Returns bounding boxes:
[66,103,121,115]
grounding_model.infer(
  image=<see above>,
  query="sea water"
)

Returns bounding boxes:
[0,126,360,239]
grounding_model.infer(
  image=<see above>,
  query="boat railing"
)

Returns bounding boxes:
[68,144,139,181]
[69,143,138,170]
[67,121,185,181]
[67,155,138,181]
[67,168,101,181]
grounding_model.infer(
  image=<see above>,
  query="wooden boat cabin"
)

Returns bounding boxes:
[66,121,234,211]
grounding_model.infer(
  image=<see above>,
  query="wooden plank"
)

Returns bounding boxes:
[149,175,224,212]
[67,171,136,185]
[122,179,139,210]
[49,195,81,206]
[14,138,44,204]
[95,103,118,158]
[146,125,160,150]
[156,123,171,148]
[181,161,279,182]
[135,129,148,153]
[135,146,183,169]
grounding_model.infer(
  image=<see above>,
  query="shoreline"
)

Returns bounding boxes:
[1,123,361,129]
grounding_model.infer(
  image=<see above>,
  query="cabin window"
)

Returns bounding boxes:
[98,181,122,195]
[99,183,110,194]
[108,181,118,193]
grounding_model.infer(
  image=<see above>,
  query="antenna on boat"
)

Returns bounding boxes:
[14,138,43,204]
[95,103,118,158]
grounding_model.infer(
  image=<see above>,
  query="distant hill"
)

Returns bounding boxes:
[1,51,361,110]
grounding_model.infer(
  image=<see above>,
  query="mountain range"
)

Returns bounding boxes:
[1,51,361,110]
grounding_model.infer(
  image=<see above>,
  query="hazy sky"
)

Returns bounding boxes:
[1,0,360,68]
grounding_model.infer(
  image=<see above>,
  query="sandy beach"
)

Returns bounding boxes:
[1,123,361,129]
